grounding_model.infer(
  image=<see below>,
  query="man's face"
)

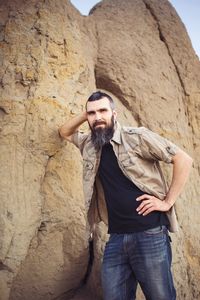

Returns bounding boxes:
[86,97,117,150]
[86,97,117,131]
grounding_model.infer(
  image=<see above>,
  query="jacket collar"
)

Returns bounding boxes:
[111,121,122,144]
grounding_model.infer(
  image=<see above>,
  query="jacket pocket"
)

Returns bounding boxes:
[120,152,134,165]
[83,159,94,181]
[119,152,144,178]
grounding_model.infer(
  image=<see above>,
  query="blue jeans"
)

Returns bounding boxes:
[101,226,176,300]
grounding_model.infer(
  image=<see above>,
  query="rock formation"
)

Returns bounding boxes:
[0,0,199,299]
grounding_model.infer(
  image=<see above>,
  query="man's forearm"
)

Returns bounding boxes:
[164,149,193,208]
[59,111,87,139]
[136,149,193,216]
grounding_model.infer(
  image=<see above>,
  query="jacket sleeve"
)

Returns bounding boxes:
[70,131,89,154]
[138,127,180,163]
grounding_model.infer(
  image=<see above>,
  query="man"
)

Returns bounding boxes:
[59,91,193,300]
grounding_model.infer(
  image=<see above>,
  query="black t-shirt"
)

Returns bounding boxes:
[98,143,169,233]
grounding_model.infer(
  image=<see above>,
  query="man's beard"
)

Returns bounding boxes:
[90,116,115,151]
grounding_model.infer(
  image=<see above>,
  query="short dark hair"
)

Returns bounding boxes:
[86,91,115,110]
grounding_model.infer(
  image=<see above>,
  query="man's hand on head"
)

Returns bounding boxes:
[59,111,88,141]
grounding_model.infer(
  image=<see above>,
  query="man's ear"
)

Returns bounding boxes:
[113,110,117,121]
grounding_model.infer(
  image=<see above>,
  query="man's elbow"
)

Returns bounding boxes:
[173,149,193,167]
[58,126,72,141]
[187,154,193,166]
[58,126,65,138]
[182,150,193,166]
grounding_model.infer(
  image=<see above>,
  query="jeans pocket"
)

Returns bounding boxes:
[144,225,165,235]
[107,233,118,243]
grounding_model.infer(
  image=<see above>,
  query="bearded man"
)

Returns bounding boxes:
[59,91,192,300]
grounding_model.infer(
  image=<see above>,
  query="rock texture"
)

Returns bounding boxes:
[0,0,199,299]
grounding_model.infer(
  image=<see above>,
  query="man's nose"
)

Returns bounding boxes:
[95,112,102,120]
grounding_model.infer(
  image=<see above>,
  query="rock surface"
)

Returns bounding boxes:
[0,0,199,299]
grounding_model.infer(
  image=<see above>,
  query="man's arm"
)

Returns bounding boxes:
[136,149,193,216]
[59,111,87,142]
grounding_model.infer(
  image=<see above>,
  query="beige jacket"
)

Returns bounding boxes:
[71,122,180,232]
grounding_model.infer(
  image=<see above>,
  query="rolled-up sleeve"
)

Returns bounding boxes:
[70,131,88,154]
[139,127,180,163]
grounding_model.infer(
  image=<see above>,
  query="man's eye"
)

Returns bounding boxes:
[100,109,108,113]
[87,111,95,116]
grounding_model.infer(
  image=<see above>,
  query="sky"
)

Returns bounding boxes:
[70,0,200,59]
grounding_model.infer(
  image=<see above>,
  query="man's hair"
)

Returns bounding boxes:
[86,91,115,110]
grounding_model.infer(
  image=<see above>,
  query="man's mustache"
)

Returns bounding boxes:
[93,120,106,128]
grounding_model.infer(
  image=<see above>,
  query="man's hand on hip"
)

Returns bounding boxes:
[136,194,172,216]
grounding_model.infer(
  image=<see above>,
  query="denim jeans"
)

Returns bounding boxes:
[101,226,176,300]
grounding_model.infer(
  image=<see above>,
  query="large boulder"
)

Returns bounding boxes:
[0,0,199,299]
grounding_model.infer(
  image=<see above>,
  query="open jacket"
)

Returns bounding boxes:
[71,122,180,233]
